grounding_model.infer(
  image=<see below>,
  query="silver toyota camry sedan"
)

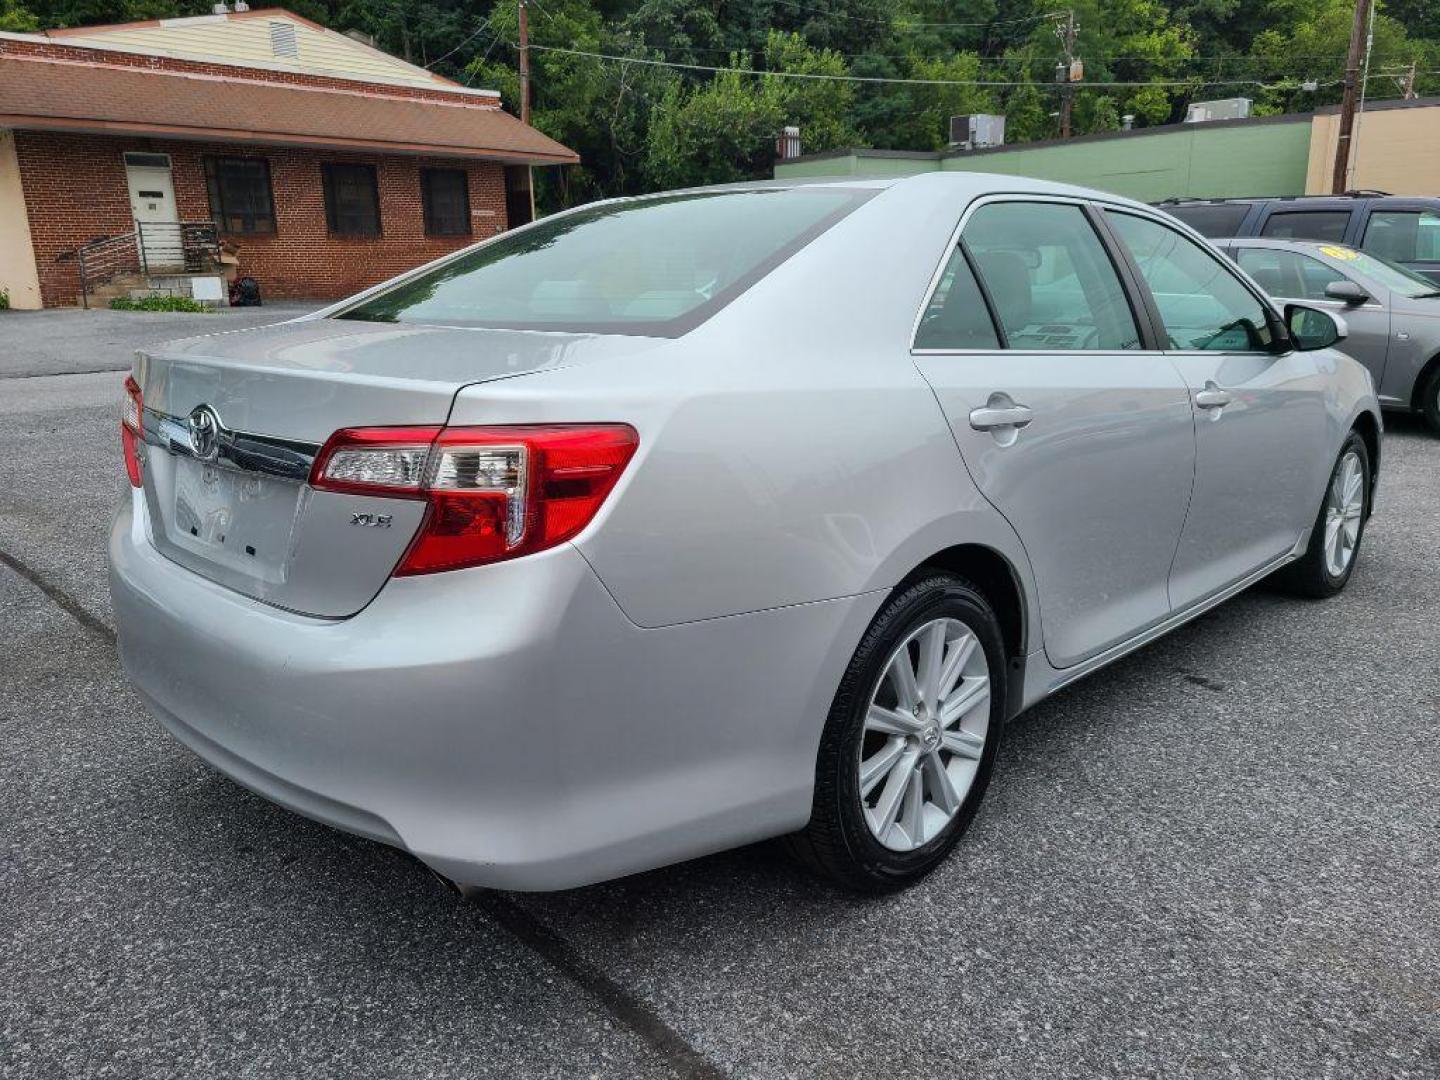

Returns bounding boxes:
[110,174,1382,893]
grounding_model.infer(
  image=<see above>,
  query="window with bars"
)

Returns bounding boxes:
[322,163,381,237]
[204,156,276,234]
[421,168,471,237]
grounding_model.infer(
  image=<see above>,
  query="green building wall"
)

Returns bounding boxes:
[776,116,1314,201]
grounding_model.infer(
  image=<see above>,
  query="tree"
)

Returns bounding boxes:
[762,30,863,153]
[0,0,39,30]
[1249,0,1439,112]
[644,62,783,187]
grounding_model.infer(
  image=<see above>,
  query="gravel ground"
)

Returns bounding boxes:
[0,305,321,379]
[0,366,1436,1079]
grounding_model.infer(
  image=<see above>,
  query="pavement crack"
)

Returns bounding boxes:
[473,894,729,1080]
[0,366,130,380]
[0,546,114,644]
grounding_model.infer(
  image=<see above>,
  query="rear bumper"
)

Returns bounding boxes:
[110,492,878,890]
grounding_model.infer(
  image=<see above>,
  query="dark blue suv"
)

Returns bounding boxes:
[1157,194,1440,284]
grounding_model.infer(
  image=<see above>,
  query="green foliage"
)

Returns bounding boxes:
[645,63,784,187]
[25,0,1440,204]
[109,295,213,312]
[0,0,40,31]
[0,286,11,311]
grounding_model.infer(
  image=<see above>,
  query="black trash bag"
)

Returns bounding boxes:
[229,276,262,307]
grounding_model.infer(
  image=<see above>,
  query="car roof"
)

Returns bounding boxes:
[1160,191,1434,207]
[1218,237,1355,252]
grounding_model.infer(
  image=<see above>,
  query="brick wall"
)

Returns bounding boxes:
[0,35,501,107]
[15,130,508,306]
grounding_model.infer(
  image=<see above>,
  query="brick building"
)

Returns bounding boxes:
[0,8,576,308]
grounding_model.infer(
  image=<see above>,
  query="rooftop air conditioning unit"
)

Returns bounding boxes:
[1184,97,1253,123]
[949,114,1006,150]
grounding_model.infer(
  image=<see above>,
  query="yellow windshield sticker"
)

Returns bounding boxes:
[1320,245,1359,260]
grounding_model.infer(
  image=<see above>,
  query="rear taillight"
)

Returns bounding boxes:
[121,376,143,487]
[310,424,639,575]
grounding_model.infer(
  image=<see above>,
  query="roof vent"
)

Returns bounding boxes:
[269,20,299,59]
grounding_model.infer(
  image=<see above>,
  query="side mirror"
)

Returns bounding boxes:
[1323,280,1370,305]
[1286,303,1348,351]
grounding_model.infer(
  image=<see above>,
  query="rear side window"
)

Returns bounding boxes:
[915,246,1001,350]
[1260,209,1350,243]
[1165,203,1251,238]
[1108,212,1277,352]
[1363,209,1440,263]
[338,188,872,336]
[961,201,1141,351]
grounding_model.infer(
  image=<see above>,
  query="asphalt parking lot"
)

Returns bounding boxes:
[2,317,1438,1078]
[0,304,321,379]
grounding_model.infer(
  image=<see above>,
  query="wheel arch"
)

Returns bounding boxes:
[901,543,1029,718]
[1350,408,1382,516]
[1409,351,1440,414]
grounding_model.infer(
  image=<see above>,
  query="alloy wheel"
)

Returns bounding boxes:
[1323,448,1365,578]
[858,617,991,852]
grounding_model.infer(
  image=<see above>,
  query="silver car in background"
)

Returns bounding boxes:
[110,174,1382,893]
[1222,237,1440,434]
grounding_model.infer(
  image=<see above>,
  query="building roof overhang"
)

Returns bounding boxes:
[0,52,578,165]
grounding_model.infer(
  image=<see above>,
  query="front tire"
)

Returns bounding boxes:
[1421,365,1440,436]
[1272,431,1371,598]
[786,574,1007,891]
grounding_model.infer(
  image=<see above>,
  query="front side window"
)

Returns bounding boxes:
[1362,209,1440,263]
[322,163,381,236]
[1234,247,1347,301]
[1108,211,1277,352]
[204,156,275,234]
[1259,209,1349,243]
[422,168,471,237]
[960,201,1141,350]
[914,246,1001,350]
[338,187,872,336]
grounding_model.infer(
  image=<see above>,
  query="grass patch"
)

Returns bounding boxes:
[109,295,213,313]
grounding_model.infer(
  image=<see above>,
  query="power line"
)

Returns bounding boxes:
[601,39,1355,66]
[768,0,1072,29]
[425,10,499,69]
[512,40,1333,89]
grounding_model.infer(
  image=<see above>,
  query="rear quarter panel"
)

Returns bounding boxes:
[446,179,1040,633]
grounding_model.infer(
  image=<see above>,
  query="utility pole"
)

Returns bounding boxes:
[1055,11,1079,139]
[517,0,531,126]
[516,0,536,223]
[1331,0,1374,194]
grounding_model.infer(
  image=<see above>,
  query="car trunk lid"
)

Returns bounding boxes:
[133,317,646,618]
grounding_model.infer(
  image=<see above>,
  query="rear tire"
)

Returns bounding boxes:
[1271,431,1371,598]
[785,574,1007,892]
[1421,365,1440,436]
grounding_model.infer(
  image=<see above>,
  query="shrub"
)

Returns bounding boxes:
[109,295,212,313]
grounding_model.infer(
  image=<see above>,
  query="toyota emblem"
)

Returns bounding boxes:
[187,405,222,461]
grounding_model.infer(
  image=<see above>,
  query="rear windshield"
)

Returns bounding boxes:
[336,187,873,336]
[1165,203,1252,238]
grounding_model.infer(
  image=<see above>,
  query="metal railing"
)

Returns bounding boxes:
[75,221,222,309]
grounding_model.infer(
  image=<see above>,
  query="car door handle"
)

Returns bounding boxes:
[969,402,1034,431]
[1194,384,1232,410]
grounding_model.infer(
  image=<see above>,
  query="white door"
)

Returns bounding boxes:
[124,153,182,270]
